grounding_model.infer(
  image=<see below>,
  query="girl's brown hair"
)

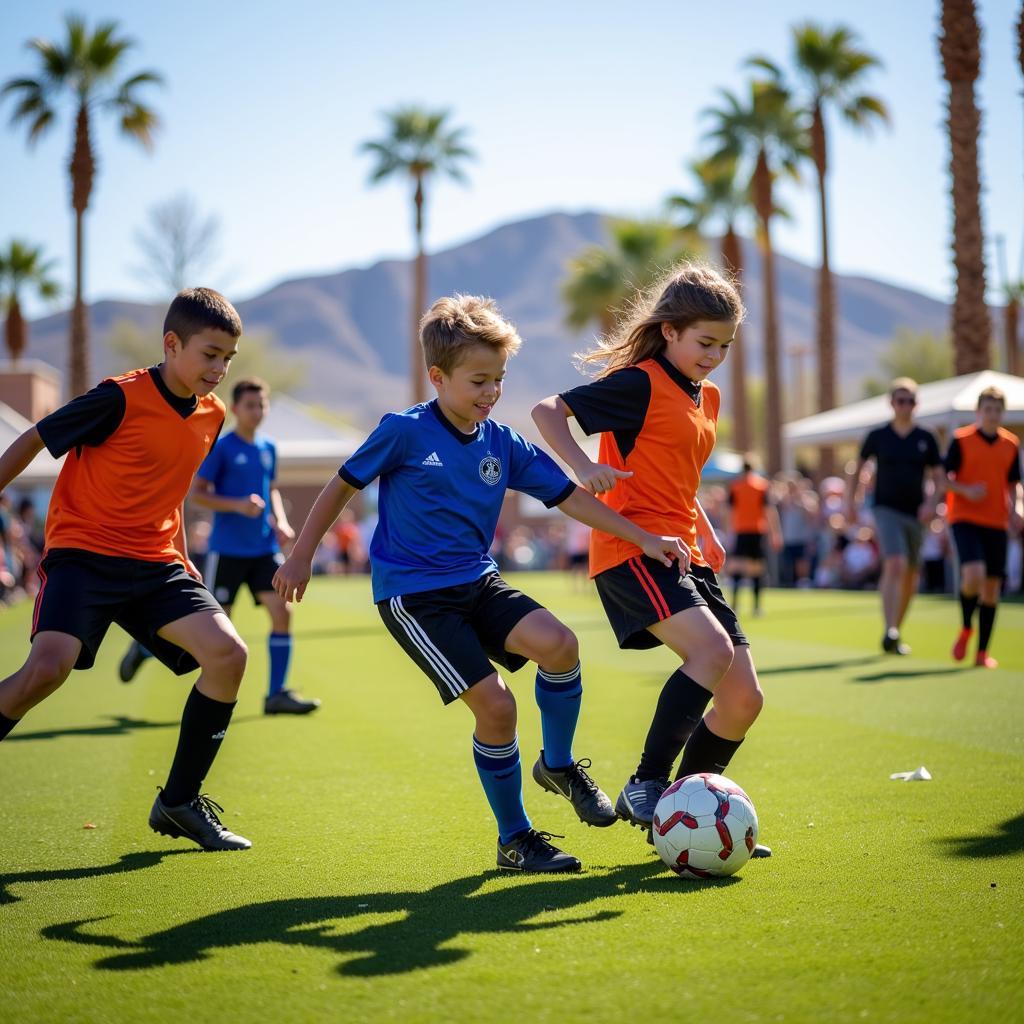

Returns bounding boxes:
[576,262,744,378]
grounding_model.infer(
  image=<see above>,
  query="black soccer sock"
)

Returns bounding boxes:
[0,711,19,742]
[959,592,978,630]
[977,603,997,651]
[161,686,236,807]
[752,575,762,610]
[675,719,744,780]
[731,575,743,608]
[635,670,713,782]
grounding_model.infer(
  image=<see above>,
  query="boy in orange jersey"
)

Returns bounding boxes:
[946,387,1023,668]
[0,288,251,851]
[727,458,781,616]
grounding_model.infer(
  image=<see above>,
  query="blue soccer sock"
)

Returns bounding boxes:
[472,734,531,844]
[268,632,292,697]
[535,662,582,771]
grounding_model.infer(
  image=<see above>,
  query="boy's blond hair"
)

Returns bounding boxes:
[889,377,918,397]
[420,295,522,374]
[976,385,1006,409]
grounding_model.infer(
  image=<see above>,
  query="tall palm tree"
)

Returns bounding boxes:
[752,24,888,433]
[562,218,697,341]
[939,0,991,373]
[361,106,474,404]
[669,156,753,452]
[1,14,161,397]
[0,240,60,364]
[705,81,807,474]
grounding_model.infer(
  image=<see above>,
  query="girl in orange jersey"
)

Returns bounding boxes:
[532,264,770,856]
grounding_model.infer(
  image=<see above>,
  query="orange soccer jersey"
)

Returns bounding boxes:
[945,425,1021,530]
[730,473,770,534]
[589,358,719,577]
[44,368,224,563]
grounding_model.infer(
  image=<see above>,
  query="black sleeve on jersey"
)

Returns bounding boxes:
[859,428,879,461]
[944,438,962,474]
[559,368,651,436]
[924,430,941,466]
[1009,448,1022,484]
[36,380,126,457]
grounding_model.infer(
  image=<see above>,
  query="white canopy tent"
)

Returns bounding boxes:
[783,371,1024,463]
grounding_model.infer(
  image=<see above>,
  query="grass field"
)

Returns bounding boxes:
[1,575,1022,1023]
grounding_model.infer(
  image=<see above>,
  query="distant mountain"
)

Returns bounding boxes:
[27,210,949,433]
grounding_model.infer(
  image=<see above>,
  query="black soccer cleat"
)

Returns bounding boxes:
[118,641,148,683]
[264,689,321,715]
[615,776,670,830]
[497,829,582,873]
[532,754,617,827]
[751,843,772,858]
[881,633,910,656]
[149,791,251,851]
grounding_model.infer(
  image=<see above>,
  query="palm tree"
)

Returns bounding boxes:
[361,106,474,404]
[752,25,888,434]
[1,14,161,396]
[562,218,697,341]
[938,0,991,373]
[704,81,807,474]
[669,156,753,451]
[0,240,60,364]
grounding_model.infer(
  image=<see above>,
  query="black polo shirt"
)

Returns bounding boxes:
[860,423,941,516]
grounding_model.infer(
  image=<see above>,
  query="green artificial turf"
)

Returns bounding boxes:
[1,577,1021,1023]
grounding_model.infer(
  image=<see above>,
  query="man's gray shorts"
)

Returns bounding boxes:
[872,505,924,567]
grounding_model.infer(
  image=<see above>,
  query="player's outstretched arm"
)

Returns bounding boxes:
[189,477,266,518]
[273,475,356,603]
[532,395,631,495]
[0,427,46,494]
[556,486,689,573]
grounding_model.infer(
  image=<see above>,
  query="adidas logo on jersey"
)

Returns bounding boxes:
[422,451,444,467]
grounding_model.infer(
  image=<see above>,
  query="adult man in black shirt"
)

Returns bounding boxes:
[847,378,943,655]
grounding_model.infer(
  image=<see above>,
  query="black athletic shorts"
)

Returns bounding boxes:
[594,556,748,651]
[205,550,285,607]
[951,522,1008,578]
[32,548,222,673]
[376,572,544,705]
[733,532,765,560]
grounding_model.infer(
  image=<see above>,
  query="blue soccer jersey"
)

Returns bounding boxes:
[198,431,279,557]
[340,400,576,601]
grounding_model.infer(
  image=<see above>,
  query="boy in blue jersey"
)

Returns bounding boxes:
[120,379,320,715]
[274,295,686,872]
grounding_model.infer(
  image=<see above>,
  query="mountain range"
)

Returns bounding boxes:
[26,210,949,433]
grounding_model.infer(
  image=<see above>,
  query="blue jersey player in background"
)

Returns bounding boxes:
[121,378,320,716]
[274,294,686,872]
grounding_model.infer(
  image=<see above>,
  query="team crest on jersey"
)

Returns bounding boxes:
[479,454,502,485]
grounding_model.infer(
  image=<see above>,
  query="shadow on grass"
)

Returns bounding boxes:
[937,812,1024,859]
[1,849,195,906]
[759,656,880,676]
[7,713,261,744]
[41,858,738,976]
[850,667,967,683]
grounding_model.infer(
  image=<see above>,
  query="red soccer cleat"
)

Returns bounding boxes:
[975,650,998,669]
[952,628,973,662]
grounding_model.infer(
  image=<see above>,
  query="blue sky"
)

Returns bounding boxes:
[1,0,1019,317]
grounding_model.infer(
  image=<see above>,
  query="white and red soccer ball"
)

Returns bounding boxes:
[651,773,758,878]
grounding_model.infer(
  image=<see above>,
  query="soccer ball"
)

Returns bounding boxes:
[651,773,758,878]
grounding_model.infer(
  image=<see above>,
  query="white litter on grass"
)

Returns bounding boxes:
[890,766,932,781]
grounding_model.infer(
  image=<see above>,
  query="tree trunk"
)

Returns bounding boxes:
[753,151,783,475]
[721,226,750,453]
[940,0,991,374]
[411,175,428,406]
[5,294,26,363]
[812,102,836,476]
[1006,298,1020,375]
[69,101,95,397]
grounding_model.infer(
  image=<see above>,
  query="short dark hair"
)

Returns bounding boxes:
[232,377,269,405]
[163,287,242,343]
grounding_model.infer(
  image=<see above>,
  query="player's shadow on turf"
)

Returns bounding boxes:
[7,713,261,744]
[758,656,880,676]
[40,859,738,976]
[849,667,967,683]
[1,850,194,906]
[937,812,1024,859]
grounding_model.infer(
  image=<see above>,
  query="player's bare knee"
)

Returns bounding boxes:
[547,626,578,670]
[480,687,517,734]
[738,685,765,725]
[706,633,735,678]
[24,654,73,698]
[202,635,248,682]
